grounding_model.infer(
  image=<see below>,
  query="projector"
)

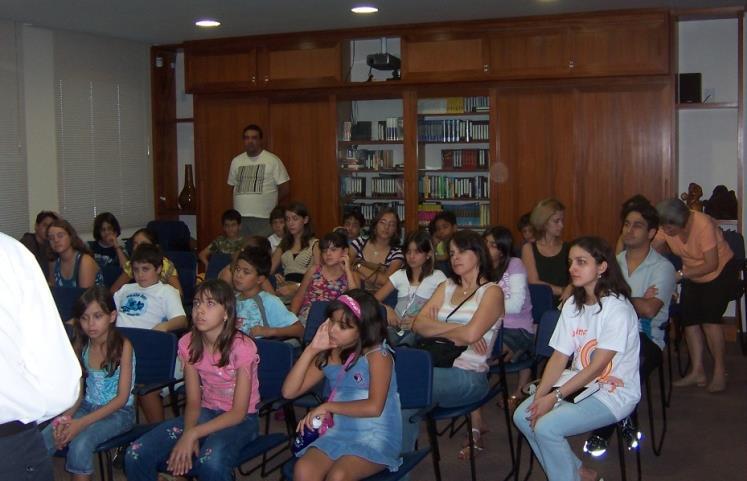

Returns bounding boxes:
[366,53,401,71]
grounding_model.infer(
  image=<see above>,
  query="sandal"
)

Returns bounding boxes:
[457,428,485,460]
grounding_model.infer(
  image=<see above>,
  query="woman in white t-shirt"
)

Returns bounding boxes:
[513,236,640,481]
[375,230,446,346]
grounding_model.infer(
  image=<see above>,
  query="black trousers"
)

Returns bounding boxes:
[592,333,662,440]
[0,424,54,481]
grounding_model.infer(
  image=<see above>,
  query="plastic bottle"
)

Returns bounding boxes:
[291,415,324,454]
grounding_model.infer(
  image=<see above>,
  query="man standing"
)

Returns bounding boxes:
[227,124,290,237]
[0,231,81,480]
[583,200,675,457]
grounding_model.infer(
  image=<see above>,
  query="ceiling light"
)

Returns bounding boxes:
[351,6,378,14]
[195,19,221,28]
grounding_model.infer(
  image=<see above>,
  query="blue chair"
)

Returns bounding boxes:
[722,230,747,355]
[206,252,233,280]
[146,220,191,251]
[528,284,554,324]
[165,250,197,309]
[382,289,399,309]
[235,338,297,477]
[52,286,86,322]
[282,347,435,481]
[303,301,330,347]
[100,264,123,288]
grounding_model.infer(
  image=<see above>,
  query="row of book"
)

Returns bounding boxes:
[345,202,406,224]
[418,119,489,143]
[342,118,404,142]
[418,96,490,114]
[417,202,490,227]
[420,175,489,200]
[441,149,489,169]
[339,149,399,170]
[341,176,404,197]
[341,177,366,196]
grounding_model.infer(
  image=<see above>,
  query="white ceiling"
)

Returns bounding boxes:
[0,0,741,45]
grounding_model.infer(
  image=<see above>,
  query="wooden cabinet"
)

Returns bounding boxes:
[185,49,258,92]
[402,34,489,81]
[488,26,572,79]
[259,40,343,88]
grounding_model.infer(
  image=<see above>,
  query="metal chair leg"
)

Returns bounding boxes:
[465,414,477,481]
[616,424,628,481]
[426,417,442,481]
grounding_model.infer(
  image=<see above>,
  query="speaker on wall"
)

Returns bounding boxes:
[678,73,702,103]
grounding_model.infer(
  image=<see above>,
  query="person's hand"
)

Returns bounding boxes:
[599,375,625,393]
[52,415,72,450]
[152,323,169,332]
[308,320,337,352]
[643,285,658,299]
[341,254,351,271]
[526,393,556,429]
[558,285,573,303]
[250,326,271,338]
[471,338,488,356]
[103,231,119,248]
[297,404,330,433]
[166,429,199,476]
[429,305,440,322]
[384,306,400,327]
[56,418,84,448]
[399,315,415,331]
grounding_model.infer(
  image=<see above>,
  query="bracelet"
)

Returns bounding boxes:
[553,388,563,408]
[677,269,685,282]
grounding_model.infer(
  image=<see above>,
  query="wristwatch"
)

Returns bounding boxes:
[677,269,685,282]
[553,388,563,408]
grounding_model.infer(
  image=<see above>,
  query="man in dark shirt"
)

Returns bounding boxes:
[19,211,58,278]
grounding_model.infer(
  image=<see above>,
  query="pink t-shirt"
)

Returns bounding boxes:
[178,332,260,414]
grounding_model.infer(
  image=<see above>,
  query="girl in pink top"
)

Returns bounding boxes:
[126,279,260,481]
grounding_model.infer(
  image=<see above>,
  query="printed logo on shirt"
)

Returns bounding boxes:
[121,293,147,316]
[236,164,265,195]
[579,339,613,381]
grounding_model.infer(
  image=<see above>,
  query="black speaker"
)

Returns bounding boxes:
[678,73,702,103]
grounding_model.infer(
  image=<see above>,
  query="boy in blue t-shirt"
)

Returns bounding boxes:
[232,246,303,339]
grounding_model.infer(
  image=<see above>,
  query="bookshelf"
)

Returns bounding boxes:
[338,99,406,230]
[417,96,492,230]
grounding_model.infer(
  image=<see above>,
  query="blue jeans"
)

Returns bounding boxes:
[401,367,489,453]
[513,395,617,481]
[41,402,135,475]
[125,408,258,481]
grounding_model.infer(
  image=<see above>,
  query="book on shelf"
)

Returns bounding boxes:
[418,96,490,114]
[340,148,398,170]
[348,118,403,142]
[420,175,489,200]
[345,202,405,224]
[418,119,489,143]
[341,177,366,196]
[371,177,404,197]
[418,202,489,228]
[441,149,489,169]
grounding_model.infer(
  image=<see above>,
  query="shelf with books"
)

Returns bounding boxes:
[418,201,490,228]
[338,140,404,146]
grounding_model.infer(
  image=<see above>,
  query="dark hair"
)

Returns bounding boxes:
[315,289,387,370]
[343,208,365,227]
[320,231,348,252]
[35,210,58,225]
[242,124,263,139]
[403,230,436,283]
[189,279,245,368]
[243,235,272,256]
[483,226,514,281]
[92,212,121,242]
[131,243,164,269]
[269,205,285,222]
[370,207,401,247]
[131,227,159,245]
[517,213,531,231]
[280,202,314,252]
[448,230,493,286]
[222,209,241,225]
[47,219,91,258]
[71,286,124,377]
[621,194,651,214]
[433,210,457,227]
[569,236,631,314]
[236,246,271,278]
[621,201,659,231]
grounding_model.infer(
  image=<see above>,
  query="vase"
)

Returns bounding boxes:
[178,164,196,211]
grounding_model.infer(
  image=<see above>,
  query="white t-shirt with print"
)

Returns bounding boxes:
[389,269,447,319]
[550,294,641,420]
[227,150,290,218]
[114,282,185,329]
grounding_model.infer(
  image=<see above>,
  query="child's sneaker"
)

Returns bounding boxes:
[583,434,608,457]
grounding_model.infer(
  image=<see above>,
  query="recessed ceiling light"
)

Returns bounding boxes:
[351,6,379,14]
[195,19,221,28]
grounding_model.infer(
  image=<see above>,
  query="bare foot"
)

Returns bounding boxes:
[579,465,599,481]
[707,374,727,393]
[673,372,707,387]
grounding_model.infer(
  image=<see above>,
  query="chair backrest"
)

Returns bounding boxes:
[535,309,560,359]
[490,324,504,359]
[101,264,123,288]
[394,347,433,410]
[52,286,86,322]
[206,253,233,281]
[664,253,682,272]
[723,230,745,261]
[528,284,554,324]
[304,301,330,345]
[382,289,398,309]
[255,338,295,402]
[166,251,197,302]
[146,220,191,251]
[118,327,177,386]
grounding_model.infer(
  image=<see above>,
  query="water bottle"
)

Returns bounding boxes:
[291,415,323,454]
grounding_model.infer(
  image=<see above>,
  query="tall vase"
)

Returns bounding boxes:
[178,164,196,211]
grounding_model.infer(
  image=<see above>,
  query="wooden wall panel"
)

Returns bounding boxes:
[186,51,257,92]
[402,36,488,80]
[488,27,571,79]
[267,98,338,236]
[151,48,179,218]
[193,95,268,248]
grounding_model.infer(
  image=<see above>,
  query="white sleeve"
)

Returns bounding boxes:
[549,302,575,356]
[0,233,81,423]
[227,156,238,186]
[503,272,528,315]
[274,156,290,185]
[596,297,634,354]
[163,286,186,320]
[388,269,408,293]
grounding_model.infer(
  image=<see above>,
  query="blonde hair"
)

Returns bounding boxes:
[529,198,565,237]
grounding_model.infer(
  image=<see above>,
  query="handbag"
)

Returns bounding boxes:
[416,284,482,368]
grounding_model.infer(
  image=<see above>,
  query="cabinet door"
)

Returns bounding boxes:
[258,41,342,89]
[488,26,571,79]
[570,14,669,76]
[401,34,489,81]
[185,49,258,93]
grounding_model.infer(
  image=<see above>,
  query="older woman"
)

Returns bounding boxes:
[403,230,504,456]
[653,198,735,393]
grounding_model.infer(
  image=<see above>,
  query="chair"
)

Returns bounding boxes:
[528,284,554,324]
[722,230,747,355]
[206,252,233,280]
[282,347,435,481]
[641,340,667,457]
[165,250,197,310]
[146,220,191,251]
[303,301,331,347]
[236,339,297,477]
[382,288,399,309]
[52,286,86,322]
[100,264,123,288]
